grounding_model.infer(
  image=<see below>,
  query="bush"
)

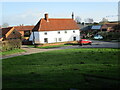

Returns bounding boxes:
[1,39,22,51]
[98,32,120,40]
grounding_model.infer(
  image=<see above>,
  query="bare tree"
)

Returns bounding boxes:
[101,18,108,23]
[2,23,9,28]
[75,16,81,24]
[88,18,94,23]
[85,18,94,23]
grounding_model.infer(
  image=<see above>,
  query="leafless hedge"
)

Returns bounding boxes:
[0,39,22,51]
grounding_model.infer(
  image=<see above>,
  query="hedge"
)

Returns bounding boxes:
[98,32,120,40]
[0,39,22,51]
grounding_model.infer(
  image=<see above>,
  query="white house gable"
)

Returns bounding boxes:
[29,13,80,44]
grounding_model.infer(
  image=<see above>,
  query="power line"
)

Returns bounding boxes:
[106,15,118,17]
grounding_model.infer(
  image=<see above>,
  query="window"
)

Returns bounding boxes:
[73,37,76,41]
[44,38,48,43]
[58,38,62,41]
[58,31,60,34]
[73,30,75,33]
[44,32,47,35]
[13,31,15,34]
[65,31,67,33]
[24,31,31,37]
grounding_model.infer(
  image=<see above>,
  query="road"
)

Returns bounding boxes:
[57,40,120,49]
[2,40,120,59]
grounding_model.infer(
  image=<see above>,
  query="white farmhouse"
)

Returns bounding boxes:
[29,13,80,44]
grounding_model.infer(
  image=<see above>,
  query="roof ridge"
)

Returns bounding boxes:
[14,25,34,27]
[2,27,13,29]
[41,18,73,20]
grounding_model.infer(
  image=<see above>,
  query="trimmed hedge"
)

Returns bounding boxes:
[0,39,22,51]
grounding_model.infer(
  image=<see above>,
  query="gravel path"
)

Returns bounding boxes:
[2,45,60,59]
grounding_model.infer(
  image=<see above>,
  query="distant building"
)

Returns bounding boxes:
[80,22,119,38]
[101,23,119,32]
[14,25,34,37]
[29,13,80,44]
[0,27,21,41]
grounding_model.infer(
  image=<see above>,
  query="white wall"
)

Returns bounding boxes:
[29,30,80,44]
[29,32,40,43]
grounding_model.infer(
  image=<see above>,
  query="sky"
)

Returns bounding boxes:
[0,1,119,26]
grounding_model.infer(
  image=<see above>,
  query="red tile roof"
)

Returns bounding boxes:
[33,18,80,31]
[14,26,34,31]
[105,23,118,27]
[1,27,13,36]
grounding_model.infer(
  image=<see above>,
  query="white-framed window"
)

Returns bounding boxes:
[44,32,47,35]
[73,30,75,33]
[58,38,62,41]
[44,38,48,43]
[65,31,67,33]
[58,31,60,34]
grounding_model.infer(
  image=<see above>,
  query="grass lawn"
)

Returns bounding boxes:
[0,49,26,56]
[2,48,120,89]
[27,44,72,49]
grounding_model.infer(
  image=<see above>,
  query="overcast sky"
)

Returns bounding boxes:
[0,1,119,26]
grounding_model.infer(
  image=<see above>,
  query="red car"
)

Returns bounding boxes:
[78,39,92,45]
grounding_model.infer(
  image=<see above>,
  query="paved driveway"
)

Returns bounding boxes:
[2,40,120,59]
[57,40,120,49]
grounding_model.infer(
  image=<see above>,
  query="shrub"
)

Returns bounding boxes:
[1,39,22,51]
[98,32,120,40]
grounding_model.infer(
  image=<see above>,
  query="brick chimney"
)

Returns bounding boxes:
[45,13,49,22]
[72,12,74,20]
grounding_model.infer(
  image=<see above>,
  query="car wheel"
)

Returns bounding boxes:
[80,44,82,46]
[79,44,82,46]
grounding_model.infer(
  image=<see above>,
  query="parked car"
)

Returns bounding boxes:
[78,39,92,45]
[94,35,103,39]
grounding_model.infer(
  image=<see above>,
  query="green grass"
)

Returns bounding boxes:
[28,44,72,49]
[2,48,120,89]
[0,49,26,56]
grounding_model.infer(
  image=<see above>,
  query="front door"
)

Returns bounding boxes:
[73,37,76,41]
